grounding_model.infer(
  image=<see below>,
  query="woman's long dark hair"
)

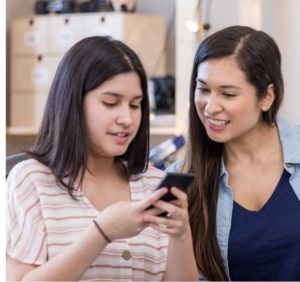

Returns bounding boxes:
[28,36,150,198]
[183,26,284,280]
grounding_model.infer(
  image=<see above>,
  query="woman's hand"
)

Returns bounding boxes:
[143,187,191,239]
[95,187,168,241]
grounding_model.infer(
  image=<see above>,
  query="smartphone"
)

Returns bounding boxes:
[155,172,195,202]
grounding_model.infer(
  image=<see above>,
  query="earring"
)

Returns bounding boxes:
[262,106,268,111]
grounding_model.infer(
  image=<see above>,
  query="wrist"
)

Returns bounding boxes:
[172,224,192,241]
[93,220,112,243]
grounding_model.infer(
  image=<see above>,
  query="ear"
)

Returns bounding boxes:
[260,84,275,112]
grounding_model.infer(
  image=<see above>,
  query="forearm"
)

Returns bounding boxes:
[164,229,198,281]
[22,223,108,281]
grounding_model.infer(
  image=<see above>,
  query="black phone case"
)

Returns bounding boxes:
[155,172,194,202]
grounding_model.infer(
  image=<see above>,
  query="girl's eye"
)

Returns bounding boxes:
[103,101,117,107]
[197,87,210,93]
[130,104,141,109]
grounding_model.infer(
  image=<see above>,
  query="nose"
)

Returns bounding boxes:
[204,93,222,115]
[116,105,133,126]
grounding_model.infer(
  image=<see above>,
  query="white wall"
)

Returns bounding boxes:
[175,0,300,125]
[263,0,300,124]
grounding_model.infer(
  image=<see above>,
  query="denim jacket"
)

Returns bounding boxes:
[166,117,300,280]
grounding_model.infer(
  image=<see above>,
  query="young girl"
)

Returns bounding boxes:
[167,26,300,280]
[6,36,198,281]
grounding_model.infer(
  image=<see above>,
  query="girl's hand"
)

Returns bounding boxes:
[95,187,168,241]
[143,187,190,239]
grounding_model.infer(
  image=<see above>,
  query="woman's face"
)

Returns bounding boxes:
[194,55,268,144]
[83,72,143,158]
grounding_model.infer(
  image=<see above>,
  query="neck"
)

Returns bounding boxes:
[85,154,125,180]
[224,122,280,166]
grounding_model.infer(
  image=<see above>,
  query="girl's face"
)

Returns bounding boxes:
[83,72,143,159]
[195,55,271,144]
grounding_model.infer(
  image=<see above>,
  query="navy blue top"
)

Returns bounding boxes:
[228,169,300,281]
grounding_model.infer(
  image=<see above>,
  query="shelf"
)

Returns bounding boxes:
[6,126,38,136]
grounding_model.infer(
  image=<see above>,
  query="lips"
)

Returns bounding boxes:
[206,117,230,131]
[109,131,131,144]
[111,132,129,137]
[109,130,131,137]
[207,117,230,126]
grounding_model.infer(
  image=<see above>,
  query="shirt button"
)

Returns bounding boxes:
[122,250,131,260]
[286,163,292,168]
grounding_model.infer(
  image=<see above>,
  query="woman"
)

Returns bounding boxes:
[167,26,300,280]
[6,36,198,281]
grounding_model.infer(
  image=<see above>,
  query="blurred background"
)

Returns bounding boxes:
[6,0,300,168]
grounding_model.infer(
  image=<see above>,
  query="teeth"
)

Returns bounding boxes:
[207,118,228,126]
[116,133,127,137]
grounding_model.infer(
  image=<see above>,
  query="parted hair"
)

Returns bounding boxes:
[183,26,284,280]
[29,36,150,198]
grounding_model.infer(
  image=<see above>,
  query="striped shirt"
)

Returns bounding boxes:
[6,158,169,281]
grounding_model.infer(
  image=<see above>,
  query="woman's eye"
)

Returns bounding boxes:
[223,93,236,98]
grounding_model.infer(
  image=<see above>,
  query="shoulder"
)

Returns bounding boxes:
[8,158,54,184]
[129,165,166,196]
[131,164,165,185]
[7,158,55,199]
[9,158,52,176]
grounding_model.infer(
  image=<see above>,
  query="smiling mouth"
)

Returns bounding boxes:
[116,133,128,137]
[110,132,130,137]
[206,117,230,126]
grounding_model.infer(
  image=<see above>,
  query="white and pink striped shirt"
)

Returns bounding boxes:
[7,158,169,281]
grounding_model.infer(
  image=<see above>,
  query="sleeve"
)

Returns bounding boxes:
[6,162,48,265]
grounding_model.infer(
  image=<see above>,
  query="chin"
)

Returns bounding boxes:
[113,148,129,157]
[206,132,230,143]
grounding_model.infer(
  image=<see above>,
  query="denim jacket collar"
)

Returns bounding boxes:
[220,116,300,177]
[276,116,300,164]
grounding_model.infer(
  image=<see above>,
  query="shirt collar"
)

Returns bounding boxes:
[276,116,300,164]
[220,116,300,177]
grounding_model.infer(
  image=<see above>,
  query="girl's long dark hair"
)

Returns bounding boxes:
[28,36,150,198]
[183,26,284,280]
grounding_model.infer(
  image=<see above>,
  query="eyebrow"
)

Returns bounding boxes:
[101,92,143,100]
[196,78,242,90]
